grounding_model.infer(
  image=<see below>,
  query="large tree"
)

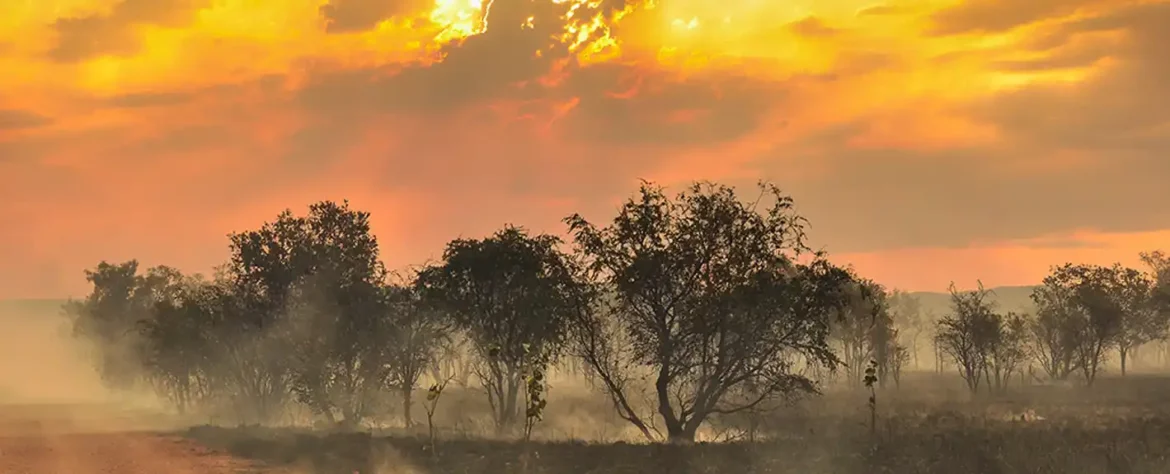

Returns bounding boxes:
[830,278,903,387]
[381,283,450,429]
[565,181,853,443]
[227,200,391,426]
[1029,263,1157,384]
[1029,276,1085,381]
[934,283,1026,394]
[416,226,579,434]
[66,261,184,390]
[138,275,219,415]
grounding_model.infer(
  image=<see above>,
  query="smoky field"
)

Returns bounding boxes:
[14,179,1168,473]
[177,371,1170,474]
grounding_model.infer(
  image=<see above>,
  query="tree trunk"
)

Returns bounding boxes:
[402,386,414,429]
[1120,346,1129,376]
[666,423,698,444]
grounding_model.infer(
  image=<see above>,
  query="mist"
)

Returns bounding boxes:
[0,300,108,404]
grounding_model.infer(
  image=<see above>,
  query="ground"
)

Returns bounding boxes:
[5,372,1170,473]
[0,404,271,474]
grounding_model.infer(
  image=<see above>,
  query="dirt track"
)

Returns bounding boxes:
[0,403,271,474]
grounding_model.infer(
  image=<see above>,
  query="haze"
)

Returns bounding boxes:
[2,0,1168,300]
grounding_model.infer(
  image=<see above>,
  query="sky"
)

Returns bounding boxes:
[0,0,1168,299]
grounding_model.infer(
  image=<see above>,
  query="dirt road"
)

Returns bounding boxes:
[0,403,272,474]
[0,432,267,473]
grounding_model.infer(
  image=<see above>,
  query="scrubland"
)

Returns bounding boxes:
[182,371,1170,474]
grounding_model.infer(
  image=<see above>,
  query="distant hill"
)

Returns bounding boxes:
[907,285,1038,319]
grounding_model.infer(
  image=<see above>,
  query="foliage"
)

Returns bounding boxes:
[230,200,391,426]
[65,261,184,390]
[934,283,1027,394]
[382,283,451,429]
[831,279,907,388]
[887,290,926,368]
[415,226,579,434]
[1029,263,1167,384]
[55,179,1170,453]
[565,180,854,443]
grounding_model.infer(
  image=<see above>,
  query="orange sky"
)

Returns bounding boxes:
[1,0,1168,298]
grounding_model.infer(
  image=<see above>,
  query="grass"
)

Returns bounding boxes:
[182,372,1170,473]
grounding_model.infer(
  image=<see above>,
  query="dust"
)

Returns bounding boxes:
[0,301,174,434]
[0,301,110,405]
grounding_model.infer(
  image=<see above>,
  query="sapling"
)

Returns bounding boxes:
[519,343,550,474]
[423,376,453,459]
[864,359,878,436]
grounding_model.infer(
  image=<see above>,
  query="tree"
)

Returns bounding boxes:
[1031,264,1135,385]
[226,200,391,426]
[934,283,997,393]
[416,226,578,434]
[830,279,878,386]
[1139,250,1170,366]
[887,290,926,368]
[829,278,905,387]
[565,181,852,443]
[1110,266,1166,375]
[66,261,184,390]
[381,283,450,429]
[985,312,1028,391]
[1028,277,1084,381]
[139,275,219,415]
[934,283,1024,394]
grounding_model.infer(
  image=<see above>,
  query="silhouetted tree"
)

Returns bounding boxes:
[934,283,1024,394]
[225,200,391,425]
[565,181,852,443]
[66,261,184,390]
[416,226,578,434]
[986,312,1029,391]
[830,278,902,387]
[888,289,926,368]
[139,275,219,415]
[382,283,450,429]
[1029,277,1084,381]
[1031,264,1145,385]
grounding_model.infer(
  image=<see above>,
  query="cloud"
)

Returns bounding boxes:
[318,0,434,33]
[928,0,1114,35]
[49,0,209,62]
[756,2,1170,253]
[102,91,196,108]
[0,109,53,130]
[2,0,1169,297]
[788,16,839,38]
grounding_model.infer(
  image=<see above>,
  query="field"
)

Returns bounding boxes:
[169,372,1170,473]
[3,299,1169,473]
[2,374,1170,473]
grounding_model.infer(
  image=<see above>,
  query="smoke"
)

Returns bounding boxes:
[0,301,112,404]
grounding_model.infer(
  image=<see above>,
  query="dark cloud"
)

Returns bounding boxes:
[929,0,1105,35]
[557,64,784,145]
[318,0,432,33]
[49,0,209,62]
[978,3,1170,148]
[762,143,1170,253]
[991,43,1111,72]
[102,91,195,108]
[755,2,1170,254]
[294,0,770,148]
[0,109,53,131]
[788,17,838,38]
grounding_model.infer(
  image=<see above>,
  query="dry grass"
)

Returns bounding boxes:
[182,372,1170,474]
